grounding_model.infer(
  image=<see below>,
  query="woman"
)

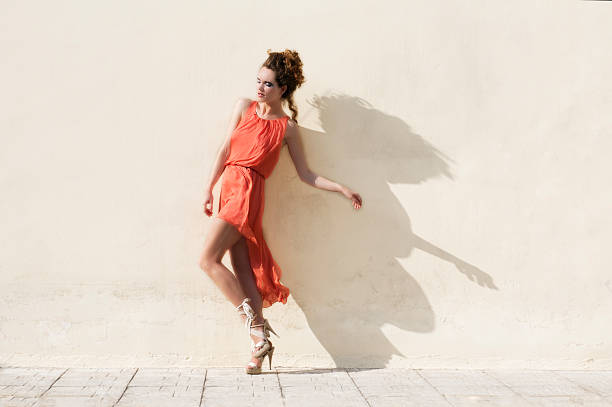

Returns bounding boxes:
[199,49,363,374]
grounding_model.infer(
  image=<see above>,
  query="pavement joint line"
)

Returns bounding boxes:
[274,368,287,407]
[198,368,207,407]
[483,368,537,405]
[38,367,68,399]
[550,369,606,398]
[112,367,138,407]
[415,368,455,407]
[345,368,372,407]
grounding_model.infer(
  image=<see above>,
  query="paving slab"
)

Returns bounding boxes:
[487,369,595,397]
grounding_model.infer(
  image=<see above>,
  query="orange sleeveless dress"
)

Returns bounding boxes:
[216,100,291,308]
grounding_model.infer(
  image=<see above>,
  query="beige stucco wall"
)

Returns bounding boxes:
[1,0,611,369]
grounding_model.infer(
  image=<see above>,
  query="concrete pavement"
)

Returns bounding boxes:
[1,366,611,406]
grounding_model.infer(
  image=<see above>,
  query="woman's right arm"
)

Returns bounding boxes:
[203,98,251,216]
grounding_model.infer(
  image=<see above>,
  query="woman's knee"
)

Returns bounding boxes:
[199,253,220,275]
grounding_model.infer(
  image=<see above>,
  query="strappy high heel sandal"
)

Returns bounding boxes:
[235,298,280,374]
[244,322,275,375]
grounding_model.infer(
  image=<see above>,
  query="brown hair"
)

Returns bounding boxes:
[261,48,305,124]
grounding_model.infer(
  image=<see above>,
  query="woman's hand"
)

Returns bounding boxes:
[202,188,214,217]
[340,186,363,210]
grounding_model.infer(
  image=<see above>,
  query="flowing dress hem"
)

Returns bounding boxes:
[216,213,290,308]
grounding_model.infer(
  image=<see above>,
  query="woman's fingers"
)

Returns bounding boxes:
[203,201,213,216]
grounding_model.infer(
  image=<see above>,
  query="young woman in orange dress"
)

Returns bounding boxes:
[199,49,363,374]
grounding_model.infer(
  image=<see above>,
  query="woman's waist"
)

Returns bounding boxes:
[225,163,265,178]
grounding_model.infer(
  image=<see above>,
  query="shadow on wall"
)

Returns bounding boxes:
[265,93,499,368]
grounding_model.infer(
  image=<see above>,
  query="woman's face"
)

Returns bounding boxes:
[256,67,287,103]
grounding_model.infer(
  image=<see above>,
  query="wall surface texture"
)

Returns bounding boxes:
[1,0,611,368]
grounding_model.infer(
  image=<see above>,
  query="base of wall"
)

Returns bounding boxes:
[2,353,611,370]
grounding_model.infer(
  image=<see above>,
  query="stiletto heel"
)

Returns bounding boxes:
[264,319,279,338]
[267,346,275,370]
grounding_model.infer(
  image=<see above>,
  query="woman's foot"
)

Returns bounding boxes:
[235,298,277,374]
[245,340,274,375]
[236,298,268,351]
[241,318,272,374]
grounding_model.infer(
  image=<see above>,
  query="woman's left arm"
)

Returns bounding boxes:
[285,120,363,210]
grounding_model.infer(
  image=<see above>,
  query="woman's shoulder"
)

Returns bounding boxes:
[283,118,298,145]
[232,97,255,121]
[235,97,255,110]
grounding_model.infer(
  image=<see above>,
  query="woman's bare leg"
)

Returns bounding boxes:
[230,236,265,326]
[230,235,268,368]
[199,218,247,307]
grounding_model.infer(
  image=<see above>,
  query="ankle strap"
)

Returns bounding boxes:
[249,322,269,339]
[236,298,256,330]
